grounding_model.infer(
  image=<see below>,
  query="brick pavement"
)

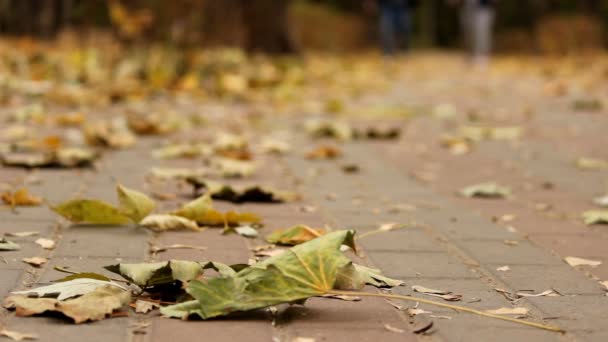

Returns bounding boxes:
[1,55,608,342]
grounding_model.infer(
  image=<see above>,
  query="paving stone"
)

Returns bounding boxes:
[489,264,605,295]
[366,251,478,279]
[54,225,148,258]
[458,240,563,266]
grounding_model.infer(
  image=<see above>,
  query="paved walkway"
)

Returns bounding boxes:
[1,54,608,341]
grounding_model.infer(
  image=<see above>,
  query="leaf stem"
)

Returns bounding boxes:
[327,290,565,333]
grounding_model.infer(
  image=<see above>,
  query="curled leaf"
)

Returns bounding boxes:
[116,184,156,223]
[266,225,326,245]
[139,214,201,232]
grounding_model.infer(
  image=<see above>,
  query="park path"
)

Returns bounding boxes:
[1,53,608,341]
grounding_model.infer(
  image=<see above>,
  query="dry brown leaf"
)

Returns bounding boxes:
[412,285,462,301]
[0,329,38,341]
[22,257,47,267]
[134,299,160,313]
[564,256,602,267]
[34,238,55,250]
[5,285,130,324]
[139,214,201,232]
[305,145,341,160]
[485,307,529,316]
[1,188,43,206]
[6,231,39,237]
[383,324,405,333]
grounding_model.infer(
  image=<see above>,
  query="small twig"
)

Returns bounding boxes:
[328,290,565,333]
[53,266,130,284]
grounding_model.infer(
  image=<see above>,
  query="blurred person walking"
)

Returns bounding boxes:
[458,0,496,67]
[367,0,417,55]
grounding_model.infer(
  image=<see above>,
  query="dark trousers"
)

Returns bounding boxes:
[380,5,410,55]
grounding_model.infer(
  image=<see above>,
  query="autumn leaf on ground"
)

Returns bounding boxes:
[334,263,403,289]
[52,199,132,225]
[572,98,603,112]
[11,278,127,300]
[34,238,55,250]
[54,112,85,127]
[260,138,291,154]
[459,182,511,198]
[161,230,366,319]
[564,256,602,267]
[83,119,136,149]
[209,158,256,178]
[22,257,47,267]
[1,188,42,206]
[412,285,462,301]
[0,238,20,251]
[582,210,608,225]
[305,145,341,160]
[4,285,130,324]
[594,195,608,207]
[266,225,326,245]
[147,167,208,181]
[186,179,299,203]
[0,329,38,341]
[105,260,207,288]
[172,194,261,226]
[576,157,608,170]
[117,184,156,222]
[305,118,353,141]
[354,126,401,140]
[52,185,155,225]
[152,143,212,159]
[485,307,529,316]
[440,136,472,155]
[459,126,522,141]
[126,109,180,135]
[139,214,201,232]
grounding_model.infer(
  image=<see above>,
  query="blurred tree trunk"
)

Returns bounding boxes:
[241,0,296,54]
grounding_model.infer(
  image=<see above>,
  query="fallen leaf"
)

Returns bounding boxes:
[6,232,39,237]
[187,179,298,203]
[135,300,160,313]
[234,225,259,238]
[582,210,608,225]
[139,214,201,232]
[83,119,136,149]
[515,290,560,298]
[260,138,290,154]
[116,184,156,223]
[152,143,211,159]
[266,225,326,245]
[594,195,608,208]
[34,238,55,250]
[12,278,127,300]
[496,265,511,272]
[383,324,404,333]
[1,188,43,206]
[412,285,462,301]
[209,158,256,178]
[305,118,353,141]
[407,308,432,316]
[22,257,47,267]
[5,285,130,324]
[485,307,529,316]
[412,321,434,334]
[105,260,224,288]
[0,238,20,251]
[52,199,132,225]
[305,145,341,160]
[564,256,602,267]
[459,182,511,198]
[0,329,38,341]
[160,231,394,320]
[335,263,404,288]
[147,167,208,181]
[576,157,608,170]
[172,194,260,226]
[150,244,207,254]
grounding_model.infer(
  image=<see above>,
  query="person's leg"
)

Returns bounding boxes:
[472,7,494,66]
[380,6,398,55]
[395,7,410,52]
